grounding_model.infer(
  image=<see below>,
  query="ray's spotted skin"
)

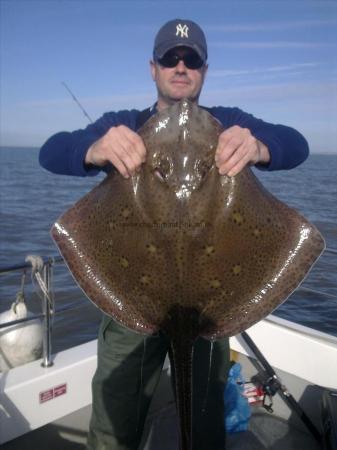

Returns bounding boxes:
[51,99,325,450]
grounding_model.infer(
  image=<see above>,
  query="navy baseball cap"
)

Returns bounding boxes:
[153,19,207,62]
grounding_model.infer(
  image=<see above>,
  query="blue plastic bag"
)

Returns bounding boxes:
[224,362,251,433]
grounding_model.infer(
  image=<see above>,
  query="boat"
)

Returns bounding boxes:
[1,251,337,449]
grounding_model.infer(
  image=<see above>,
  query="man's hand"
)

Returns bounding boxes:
[85,125,146,178]
[215,126,270,177]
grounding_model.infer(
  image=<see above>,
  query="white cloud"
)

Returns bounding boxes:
[202,80,336,106]
[205,19,337,33]
[208,63,319,78]
[15,91,155,112]
[210,41,333,49]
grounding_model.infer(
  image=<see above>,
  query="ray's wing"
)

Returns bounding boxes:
[184,167,325,338]
[51,172,179,335]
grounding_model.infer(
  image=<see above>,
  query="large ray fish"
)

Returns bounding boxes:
[51,99,325,450]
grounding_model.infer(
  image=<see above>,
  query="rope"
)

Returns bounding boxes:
[13,271,26,313]
[25,255,55,315]
[136,337,147,433]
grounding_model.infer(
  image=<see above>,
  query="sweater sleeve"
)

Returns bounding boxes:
[210,107,309,171]
[39,109,139,176]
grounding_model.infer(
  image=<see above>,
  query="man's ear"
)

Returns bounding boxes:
[150,60,156,81]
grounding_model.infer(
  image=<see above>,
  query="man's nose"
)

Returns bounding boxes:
[175,59,187,72]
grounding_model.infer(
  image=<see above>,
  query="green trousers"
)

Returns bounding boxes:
[86,315,230,450]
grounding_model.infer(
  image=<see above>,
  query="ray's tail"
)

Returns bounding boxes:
[169,334,195,450]
[162,305,203,450]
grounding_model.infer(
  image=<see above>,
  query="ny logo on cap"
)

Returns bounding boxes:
[176,23,189,38]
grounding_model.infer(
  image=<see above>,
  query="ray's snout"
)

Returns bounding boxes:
[152,151,214,199]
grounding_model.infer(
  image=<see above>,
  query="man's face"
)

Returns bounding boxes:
[150,46,208,111]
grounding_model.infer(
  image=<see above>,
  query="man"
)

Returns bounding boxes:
[40,19,309,450]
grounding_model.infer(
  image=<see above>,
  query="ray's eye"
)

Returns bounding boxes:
[154,157,171,182]
[154,167,166,182]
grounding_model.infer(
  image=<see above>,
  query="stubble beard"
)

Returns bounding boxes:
[157,85,201,110]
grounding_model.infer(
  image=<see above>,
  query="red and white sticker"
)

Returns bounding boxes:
[39,383,67,403]
[243,382,264,405]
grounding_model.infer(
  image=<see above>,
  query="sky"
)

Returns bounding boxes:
[1,0,337,153]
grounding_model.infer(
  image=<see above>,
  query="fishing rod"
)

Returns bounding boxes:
[61,81,93,124]
[241,330,322,443]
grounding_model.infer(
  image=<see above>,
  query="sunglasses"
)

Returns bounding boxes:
[157,50,204,70]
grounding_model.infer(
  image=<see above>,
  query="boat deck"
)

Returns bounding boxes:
[1,365,322,450]
[1,402,321,450]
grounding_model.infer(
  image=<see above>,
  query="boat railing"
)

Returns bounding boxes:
[0,255,63,368]
[1,248,337,369]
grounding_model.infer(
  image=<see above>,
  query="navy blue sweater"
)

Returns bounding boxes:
[39,105,309,176]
